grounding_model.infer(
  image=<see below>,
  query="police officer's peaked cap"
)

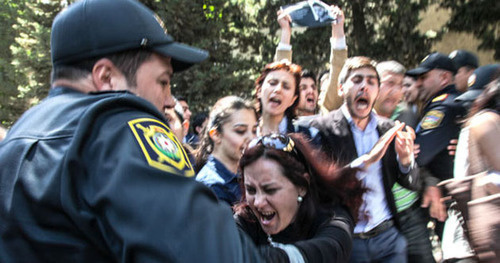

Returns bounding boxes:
[455,64,500,102]
[51,0,208,72]
[406,52,457,76]
[449,50,479,69]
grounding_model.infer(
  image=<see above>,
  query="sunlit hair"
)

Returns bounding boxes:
[254,60,302,120]
[194,96,257,172]
[234,133,366,237]
[376,60,406,76]
[338,56,379,86]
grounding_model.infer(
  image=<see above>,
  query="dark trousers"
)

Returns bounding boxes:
[350,226,407,263]
[398,204,436,263]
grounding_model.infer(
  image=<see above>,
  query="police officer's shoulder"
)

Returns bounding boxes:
[81,92,195,178]
[420,93,465,131]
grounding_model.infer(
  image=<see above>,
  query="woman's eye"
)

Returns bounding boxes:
[264,188,277,195]
[235,129,246,135]
[246,187,256,195]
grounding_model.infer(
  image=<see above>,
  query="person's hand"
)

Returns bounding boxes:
[447,139,458,156]
[277,9,292,45]
[358,121,405,168]
[413,143,420,159]
[421,186,447,222]
[395,123,415,167]
[329,5,344,38]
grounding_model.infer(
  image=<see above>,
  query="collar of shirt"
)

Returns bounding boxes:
[340,104,378,134]
[207,155,239,183]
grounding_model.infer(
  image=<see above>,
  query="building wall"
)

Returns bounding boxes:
[418,4,498,65]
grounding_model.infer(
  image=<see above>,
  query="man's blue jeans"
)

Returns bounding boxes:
[350,226,407,263]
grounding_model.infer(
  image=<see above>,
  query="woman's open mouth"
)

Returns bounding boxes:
[258,210,276,225]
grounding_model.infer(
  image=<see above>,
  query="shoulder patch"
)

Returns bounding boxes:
[420,110,445,130]
[432,94,448,103]
[128,118,194,177]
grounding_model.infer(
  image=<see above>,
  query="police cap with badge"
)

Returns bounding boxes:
[449,50,479,70]
[455,64,500,105]
[51,0,209,177]
[51,0,208,72]
[406,52,457,77]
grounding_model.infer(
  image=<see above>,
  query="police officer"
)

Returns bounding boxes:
[0,0,262,262]
[406,52,467,236]
[448,49,479,93]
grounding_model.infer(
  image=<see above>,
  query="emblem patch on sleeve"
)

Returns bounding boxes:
[128,118,194,177]
[420,110,445,130]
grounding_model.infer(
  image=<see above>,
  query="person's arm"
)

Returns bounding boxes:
[318,6,347,114]
[274,9,293,62]
[237,206,353,263]
[292,206,353,262]
[68,108,262,262]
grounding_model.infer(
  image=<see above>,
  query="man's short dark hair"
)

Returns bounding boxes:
[176,96,188,103]
[192,112,208,135]
[51,49,154,87]
[301,69,316,84]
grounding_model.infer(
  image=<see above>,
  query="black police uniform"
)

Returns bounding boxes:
[0,87,261,262]
[415,84,466,185]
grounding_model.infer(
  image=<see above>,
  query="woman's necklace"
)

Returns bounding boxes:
[267,234,277,247]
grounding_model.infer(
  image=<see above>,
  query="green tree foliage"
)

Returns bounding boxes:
[0,0,495,126]
[0,0,64,126]
[142,0,264,113]
[0,1,21,126]
[440,0,500,60]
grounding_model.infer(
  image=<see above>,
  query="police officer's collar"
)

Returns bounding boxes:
[48,86,85,97]
[423,84,458,108]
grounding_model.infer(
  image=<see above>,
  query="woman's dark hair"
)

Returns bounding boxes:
[234,133,365,237]
[194,96,257,172]
[254,60,302,121]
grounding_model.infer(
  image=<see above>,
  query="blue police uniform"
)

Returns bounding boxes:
[415,84,466,185]
[0,87,261,262]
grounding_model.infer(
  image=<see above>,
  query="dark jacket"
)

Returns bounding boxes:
[309,109,421,228]
[415,85,466,186]
[0,87,261,263]
[236,205,353,263]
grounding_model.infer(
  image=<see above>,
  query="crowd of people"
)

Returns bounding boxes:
[0,0,498,262]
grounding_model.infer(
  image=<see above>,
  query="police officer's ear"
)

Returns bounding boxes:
[438,70,454,86]
[92,58,125,92]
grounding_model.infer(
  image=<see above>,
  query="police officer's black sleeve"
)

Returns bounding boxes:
[62,106,262,262]
[415,105,461,167]
[292,207,353,262]
[236,206,353,262]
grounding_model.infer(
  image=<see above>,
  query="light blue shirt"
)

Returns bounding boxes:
[341,105,393,233]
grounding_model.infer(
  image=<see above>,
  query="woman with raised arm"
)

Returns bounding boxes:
[254,60,301,136]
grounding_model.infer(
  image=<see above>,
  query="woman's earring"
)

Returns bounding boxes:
[297,196,303,203]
